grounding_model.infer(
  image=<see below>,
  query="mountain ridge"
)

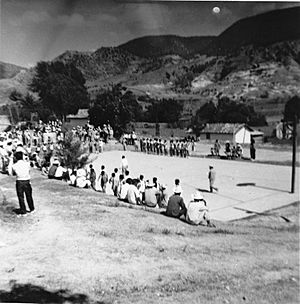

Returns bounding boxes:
[1,6,299,125]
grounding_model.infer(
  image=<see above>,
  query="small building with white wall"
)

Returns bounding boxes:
[200,123,264,144]
[0,115,11,132]
[66,109,89,127]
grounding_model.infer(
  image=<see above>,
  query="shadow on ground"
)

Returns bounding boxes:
[0,281,105,304]
[236,182,290,193]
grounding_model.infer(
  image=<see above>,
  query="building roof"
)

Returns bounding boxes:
[200,123,248,134]
[66,109,89,119]
[200,123,264,136]
[0,115,11,131]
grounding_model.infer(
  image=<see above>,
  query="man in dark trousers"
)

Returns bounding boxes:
[11,151,35,216]
[208,165,218,193]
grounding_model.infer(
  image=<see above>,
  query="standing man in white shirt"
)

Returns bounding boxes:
[11,151,35,216]
[121,155,129,175]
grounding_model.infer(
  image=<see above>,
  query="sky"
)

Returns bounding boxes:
[0,0,299,67]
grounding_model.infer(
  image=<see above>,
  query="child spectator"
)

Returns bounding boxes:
[137,175,146,203]
[100,168,108,193]
[89,164,97,190]
[109,172,119,196]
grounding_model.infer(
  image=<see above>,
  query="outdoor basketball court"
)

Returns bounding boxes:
[92,151,299,221]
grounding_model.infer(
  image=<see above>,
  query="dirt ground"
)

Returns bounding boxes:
[0,166,299,303]
[91,150,299,221]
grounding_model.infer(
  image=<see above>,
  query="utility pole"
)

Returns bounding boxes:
[291,114,297,193]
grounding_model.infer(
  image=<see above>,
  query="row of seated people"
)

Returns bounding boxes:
[43,160,215,227]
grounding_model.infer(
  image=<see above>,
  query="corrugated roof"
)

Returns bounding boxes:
[66,109,89,119]
[200,123,247,134]
[0,115,10,131]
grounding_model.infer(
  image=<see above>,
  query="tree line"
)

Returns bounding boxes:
[8,60,299,137]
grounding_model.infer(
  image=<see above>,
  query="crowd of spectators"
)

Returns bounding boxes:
[1,122,214,226]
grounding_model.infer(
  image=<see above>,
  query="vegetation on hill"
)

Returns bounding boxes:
[143,98,183,124]
[205,6,300,56]
[58,131,89,169]
[119,35,214,58]
[1,6,300,125]
[191,97,267,133]
[30,61,89,121]
[89,84,143,137]
[9,90,51,122]
[0,61,26,80]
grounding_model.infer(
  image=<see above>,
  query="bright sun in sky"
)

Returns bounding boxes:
[213,7,221,14]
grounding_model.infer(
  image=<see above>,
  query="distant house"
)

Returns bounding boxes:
[0,115,11,132]
[199,123,264,144]
[66,109,89,127]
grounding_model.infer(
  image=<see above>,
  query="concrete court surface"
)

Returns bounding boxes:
[92,150,300,221]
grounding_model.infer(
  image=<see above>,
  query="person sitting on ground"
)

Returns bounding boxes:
[69,169,77,186]
[158,184,168,208]
[153,177,160,190]
[144,181,160,208]
[126,178,141,205]
[186,191,215,227]
[173,178,183,196]
[118,176,130,201]
[225,141,231,158]
[48,159,59,179]
[54,161,67,180]
[166,188,186,219]
[41,161,50,176]
[117,174,125,198]
[76,165,91,188]
[236,143,243,158]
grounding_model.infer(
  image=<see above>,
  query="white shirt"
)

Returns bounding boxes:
[55,166,67,178]
[186,200,209,225]
[138,180,146,193]
[119,183,130,200]
[121,158,128,169]
[12,160,31,181]
[127,184,140,205]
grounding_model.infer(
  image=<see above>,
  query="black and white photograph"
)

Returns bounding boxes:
[0,0,299,303]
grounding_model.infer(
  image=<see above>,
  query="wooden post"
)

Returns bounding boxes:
[291,114,297,193]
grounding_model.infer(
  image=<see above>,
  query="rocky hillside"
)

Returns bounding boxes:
[0,62,27,80]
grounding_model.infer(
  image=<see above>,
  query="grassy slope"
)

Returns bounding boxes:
[0,171,299,304]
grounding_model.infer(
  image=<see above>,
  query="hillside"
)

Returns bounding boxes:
[0,68,35,106]
[205,6,300,55]
[0,62,27,80]
[1,6,300,124]
[119,35,214,58]
[0,162,299,304]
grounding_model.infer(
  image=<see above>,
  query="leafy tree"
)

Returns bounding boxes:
[144,98,183,123]
[89,84,142,138]
[284,95,300,121]
[193,101,218,125]
[58,131,89,169]
[30,61,89,120]
[192,97,266,129]
[9,89,52,122]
